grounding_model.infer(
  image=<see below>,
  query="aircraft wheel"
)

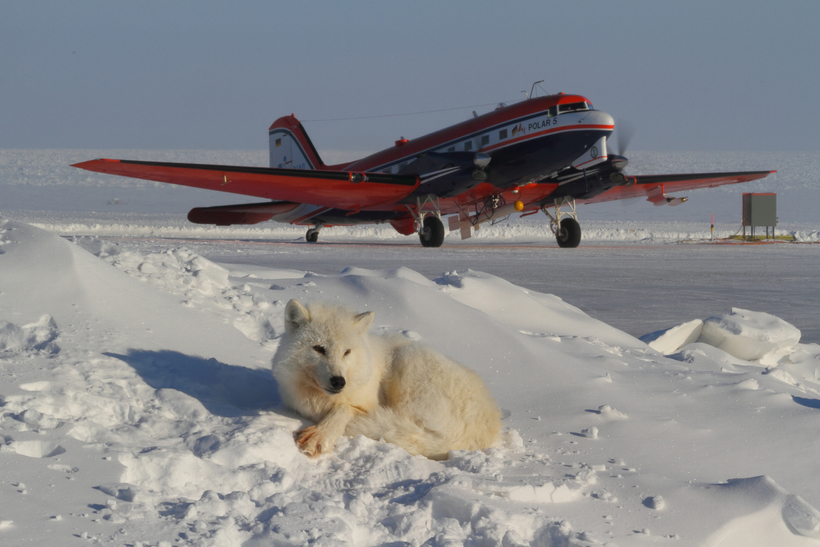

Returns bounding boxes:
[306,229,319,243]
[556,218,581,248]
[419,216,445,248]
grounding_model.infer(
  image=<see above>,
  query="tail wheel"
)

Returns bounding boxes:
[419,216,445,248]
[306,229,319,243]
[556,218,581,248]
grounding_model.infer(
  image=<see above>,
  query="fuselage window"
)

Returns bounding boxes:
[481,135,490,147]
[464,141,473,151]
[447,146,455,152]
[499,129,508,139]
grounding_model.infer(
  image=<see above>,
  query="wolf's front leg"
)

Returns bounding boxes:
[296,404,357,457]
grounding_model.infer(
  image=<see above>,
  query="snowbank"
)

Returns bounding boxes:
[2,217,820,546]
[643,308,804,367]
[699,308,802,365]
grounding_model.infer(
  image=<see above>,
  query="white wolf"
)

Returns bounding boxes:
[272,299,502,460]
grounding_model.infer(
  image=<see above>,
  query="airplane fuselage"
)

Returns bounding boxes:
[296,94,614,227]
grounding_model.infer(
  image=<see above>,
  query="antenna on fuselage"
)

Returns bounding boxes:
[525,80,545,100]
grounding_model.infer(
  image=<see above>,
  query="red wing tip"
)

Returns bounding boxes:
[70,158,121,168]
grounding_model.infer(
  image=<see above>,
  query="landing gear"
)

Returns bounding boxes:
[543,197,582,248]
[556,218,581,248]
[305,225,322,243]
[407,195,446,248]
[419,216,445,248]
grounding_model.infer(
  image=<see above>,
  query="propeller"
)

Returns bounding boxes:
[608,119,635,183]
[613,119,635,157]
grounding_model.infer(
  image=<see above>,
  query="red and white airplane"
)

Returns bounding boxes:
[73,91,774,248]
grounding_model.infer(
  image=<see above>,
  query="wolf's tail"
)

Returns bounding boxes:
[346,407,457,461]
[268,115,325,170]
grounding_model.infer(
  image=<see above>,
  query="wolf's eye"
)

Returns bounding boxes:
[312,345,326,355]
[343,349,351,357]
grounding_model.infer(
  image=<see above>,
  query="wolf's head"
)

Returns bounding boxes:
[277,299,375,396]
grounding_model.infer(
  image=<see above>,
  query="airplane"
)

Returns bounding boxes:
[72,89,774,248]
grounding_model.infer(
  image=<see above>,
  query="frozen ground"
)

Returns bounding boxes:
[1,150,819,546]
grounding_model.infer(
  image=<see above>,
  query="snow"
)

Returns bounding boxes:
[642,319,704,355]
[1,149,820,546]
[643,309,804,366]
[699,308,803,365]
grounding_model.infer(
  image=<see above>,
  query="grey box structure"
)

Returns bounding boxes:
[742,193,777,238]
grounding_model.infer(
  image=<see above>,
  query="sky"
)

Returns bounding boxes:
[2,1,819,155]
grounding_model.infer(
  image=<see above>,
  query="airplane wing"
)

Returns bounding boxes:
[581,170,775,204]
[71,159,420,211]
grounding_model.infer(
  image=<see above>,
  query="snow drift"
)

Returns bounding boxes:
[1,217,820,546]
[643,308,803,366]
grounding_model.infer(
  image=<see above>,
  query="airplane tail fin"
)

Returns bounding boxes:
[268,115,324,170]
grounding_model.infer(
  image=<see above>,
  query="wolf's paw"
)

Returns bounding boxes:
[295,425,325,457]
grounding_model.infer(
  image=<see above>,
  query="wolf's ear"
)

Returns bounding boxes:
[353,310,375,333]
[285,299,310,334]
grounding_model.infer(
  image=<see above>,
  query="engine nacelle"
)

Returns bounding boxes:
[188,209,273,225]
[187,201,299,225]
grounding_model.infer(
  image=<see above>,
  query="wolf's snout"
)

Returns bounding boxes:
[328,376,346,393]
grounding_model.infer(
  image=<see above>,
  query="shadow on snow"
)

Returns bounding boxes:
[793,395,820,410]
[106,349,280,417]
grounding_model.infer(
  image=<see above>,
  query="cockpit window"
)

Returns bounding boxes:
[558,102,590,114]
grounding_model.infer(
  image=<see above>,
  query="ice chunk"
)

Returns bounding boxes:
[783,494,820,539]
[697,308,801,365]
[580,426,599,439]
[507,483,557,503]
[595,404,628,420]
[0,315,59,354]
[7,440,66,458]
[644,495,666,510]
[505,482,582,504]
[641,319,703,355]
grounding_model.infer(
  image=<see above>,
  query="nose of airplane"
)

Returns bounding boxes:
[587,110,615,130]
[584,111,615,155]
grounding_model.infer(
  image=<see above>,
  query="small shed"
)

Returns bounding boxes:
[742,193,777,239]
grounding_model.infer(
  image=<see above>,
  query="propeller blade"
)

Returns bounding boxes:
[614,119,635,156]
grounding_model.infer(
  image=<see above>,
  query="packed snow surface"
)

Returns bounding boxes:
[1,149,820,545]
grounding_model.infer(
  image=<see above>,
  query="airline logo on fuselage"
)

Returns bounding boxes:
[528,117,558,132]
[510,115,560,140]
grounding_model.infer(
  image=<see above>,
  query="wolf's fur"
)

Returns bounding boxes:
[272,300,502,460]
